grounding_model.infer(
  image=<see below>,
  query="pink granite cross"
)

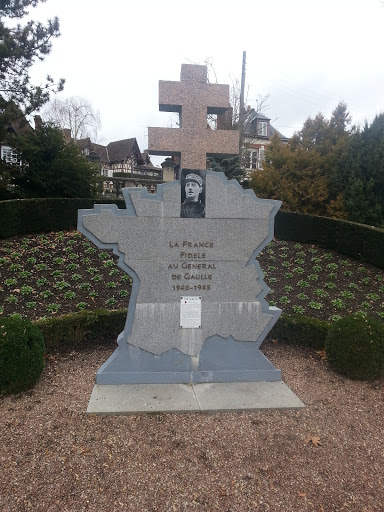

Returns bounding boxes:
[148,64,239,170]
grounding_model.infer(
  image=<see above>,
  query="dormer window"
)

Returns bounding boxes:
[257,121,268,137]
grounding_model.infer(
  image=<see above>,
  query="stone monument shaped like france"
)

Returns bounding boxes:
[78,64,284,386]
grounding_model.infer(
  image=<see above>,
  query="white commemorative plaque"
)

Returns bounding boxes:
[180,296,202,329]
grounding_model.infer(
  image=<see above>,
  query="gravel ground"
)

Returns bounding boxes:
[1,340,383,512]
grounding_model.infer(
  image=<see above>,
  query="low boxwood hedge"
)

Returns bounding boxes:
[268,313,330,350]
[0,198,125,239]
[35,309,126,353]
[325,313,384,380]
[32,309,330,354]
[0,316,45,395]
[1,200,383,269]
[275,211,384,269]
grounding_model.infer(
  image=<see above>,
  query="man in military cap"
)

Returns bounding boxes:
[180,171,205,218]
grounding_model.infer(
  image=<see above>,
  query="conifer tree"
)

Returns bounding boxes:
[250,102,351,218]
[10,123,99,198]
[333,114,384,226]
[0,0,64,117]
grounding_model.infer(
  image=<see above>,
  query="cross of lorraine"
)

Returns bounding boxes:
[148,64,239,170]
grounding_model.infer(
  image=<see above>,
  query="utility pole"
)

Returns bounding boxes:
[239,51,246,154]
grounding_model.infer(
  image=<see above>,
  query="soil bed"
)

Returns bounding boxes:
[1,231,383,322]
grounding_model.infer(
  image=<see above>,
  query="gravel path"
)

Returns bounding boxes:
[1,341,383,512]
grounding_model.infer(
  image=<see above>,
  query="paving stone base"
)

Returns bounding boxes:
[87,381,305,415]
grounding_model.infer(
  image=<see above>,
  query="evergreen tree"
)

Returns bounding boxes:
[0,0,64,116]
[208,156,246,184]
[333,114,384,226]
[251,135,332,216]
[0,1,64,194]
[9,123,99,198]
[250,102,351,218]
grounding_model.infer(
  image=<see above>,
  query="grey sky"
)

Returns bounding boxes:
[27,0,384,165]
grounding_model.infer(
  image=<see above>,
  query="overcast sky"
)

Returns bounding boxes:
[26,0,384,166]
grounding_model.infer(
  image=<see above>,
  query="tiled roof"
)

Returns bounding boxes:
[107,138,137,162]
[269,125,289,141]
[243,110,288,140]
[77,138,109,162]
[91,143,109,162]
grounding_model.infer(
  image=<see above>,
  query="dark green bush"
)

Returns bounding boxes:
[269,313,330,349]
[36,309,126,353]
[0,198,125,239]
[325,313,384,380]
[0,316,45,395]
[35,310,328,354]
[1,200,383,269]
[275,211,384,269]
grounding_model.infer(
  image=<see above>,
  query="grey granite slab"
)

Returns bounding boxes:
[82,214,272,263]
[87,381,305,415]
[95,335,281,385]
[194,381,305,411]
[87,383,197,415]
[126,301,274,356]
[121,260,263,304]
[78,171,283,383]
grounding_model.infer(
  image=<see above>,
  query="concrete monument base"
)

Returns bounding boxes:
[87,381,304,415]
[95,335,282,385]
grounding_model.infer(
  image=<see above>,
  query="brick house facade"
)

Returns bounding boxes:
[243,109,288,172]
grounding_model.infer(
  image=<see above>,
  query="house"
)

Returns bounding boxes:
[0,114,34,166]
[76,137,163,196]
[242,108,289,172]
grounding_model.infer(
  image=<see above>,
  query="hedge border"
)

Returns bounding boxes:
[0,198,125,239]
[275,211,384,269]
[35,309,126,353]
[33,309,330,354]
[1,199,383,268]
[0,199,381,353]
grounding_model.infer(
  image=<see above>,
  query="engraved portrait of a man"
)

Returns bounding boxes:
[180,170,206,218]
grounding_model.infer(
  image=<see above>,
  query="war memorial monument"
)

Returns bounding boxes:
[78,64,304,413]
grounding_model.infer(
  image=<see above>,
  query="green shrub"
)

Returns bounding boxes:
[1,200,383,269]
[35,309,126,353]
[275,211,384,269]
[268,314,330,349]
[0,316,45,395]
[0,198,125,239]
[325,313,384,380]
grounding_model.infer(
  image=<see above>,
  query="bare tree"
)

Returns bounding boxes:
[41,96,101,141]
[202,57,269,132]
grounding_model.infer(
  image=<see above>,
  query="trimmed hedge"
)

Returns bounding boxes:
[275,211,384,269]
[35,309,126,353]
[268,314,330,350]
[325,313,384,380]
[0,198,125,239]
[0,316,45,395]
[32,310,331,354]
[1,199,383,269]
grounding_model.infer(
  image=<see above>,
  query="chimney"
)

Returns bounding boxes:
[34,115,42,130]
[63,128,72,142]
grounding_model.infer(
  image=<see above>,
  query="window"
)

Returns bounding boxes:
[251,150,258,169]
[1,145,22,165]
[257,121,268,137]
[246,150,259,170]
[246,147,265,170]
